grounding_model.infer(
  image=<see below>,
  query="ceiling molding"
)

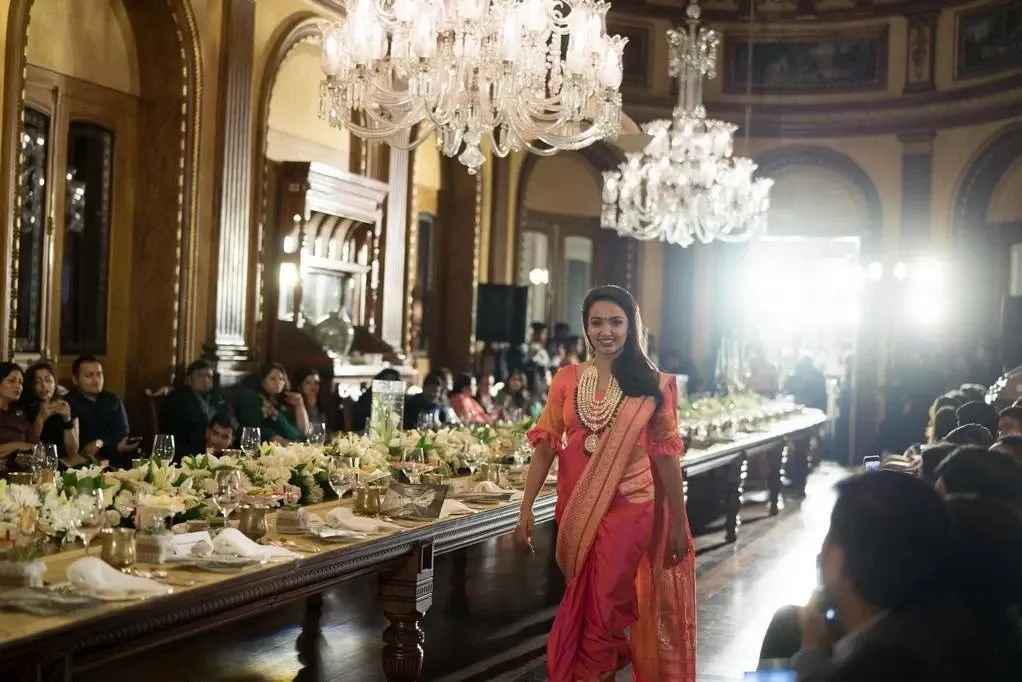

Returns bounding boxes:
[611,0,975,24]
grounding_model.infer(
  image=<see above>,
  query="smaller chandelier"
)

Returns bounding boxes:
[601,1,773,247]
[318,0,627,174]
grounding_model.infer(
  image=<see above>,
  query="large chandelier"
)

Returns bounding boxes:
[600,1,773,246]
[318,0,627,174]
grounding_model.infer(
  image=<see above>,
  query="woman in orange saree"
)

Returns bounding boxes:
[516,285,697,682]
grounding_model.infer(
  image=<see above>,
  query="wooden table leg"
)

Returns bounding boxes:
[2,654,70,682]
[767,441,790,516]
[725,452,748,543]
[788,436,810,499]
[295,592,324,682]
[378,542,435,682]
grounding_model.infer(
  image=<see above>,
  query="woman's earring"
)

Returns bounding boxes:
[584,336,595,358]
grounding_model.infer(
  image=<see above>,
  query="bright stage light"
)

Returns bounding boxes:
[528,268,550,285]
[911,257,942,287]
[866,261,883,281]
[893,261,908,280]
[906,295,941,326]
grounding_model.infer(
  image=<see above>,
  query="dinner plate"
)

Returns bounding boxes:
[171,554,265,572]
[308,527,367,542]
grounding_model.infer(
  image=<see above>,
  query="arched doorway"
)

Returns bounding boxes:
[2,0,201,410]
[515,145,638,340]
[952,121,1022,342]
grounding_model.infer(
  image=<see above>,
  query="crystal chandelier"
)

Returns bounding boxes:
[318,0,627,174]
[600,1,773,247]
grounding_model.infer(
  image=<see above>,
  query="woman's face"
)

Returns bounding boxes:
[300,374,320,400]
[262,369,287,396]
[586,300,629,358]
[464,378,477,396]
[0,370,24,404]
[34,369,56,401]
[478,375,492,393]
[508,373,524,393]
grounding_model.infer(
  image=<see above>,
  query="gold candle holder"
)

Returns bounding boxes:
[7,472,33,485]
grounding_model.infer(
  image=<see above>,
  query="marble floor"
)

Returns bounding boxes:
[81,464,844,682]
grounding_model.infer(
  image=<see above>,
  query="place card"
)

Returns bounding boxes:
[137,531,213,564]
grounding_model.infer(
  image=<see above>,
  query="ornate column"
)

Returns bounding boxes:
[206,0,256,371]
[487,156,512,284]
[898,130,936,254]
[381,143,411,348]
[434,157,482,372]
[904,12,938,94]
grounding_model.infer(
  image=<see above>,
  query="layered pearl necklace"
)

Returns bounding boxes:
[575,364,624,455]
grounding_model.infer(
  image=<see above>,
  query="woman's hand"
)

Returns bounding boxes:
[54,400,71,420]
[515,507,535,555]
[668,518,691,566]
[282,392,303,408]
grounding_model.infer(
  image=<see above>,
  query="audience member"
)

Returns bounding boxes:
[991,435,1022,461]
[0,362,34,472]
[496,369,533,419]
[790,471,999,681]
[933,444,1022,504]
[944,423,994,447]
[403,371,457,429]
[475,373,496,416]
[19,362,78,465]
[998,405,1022,437]
[66,355,137,468]
[205,413,236,453]
[236,362,308,444]
[930,406,958,442]
[449,372,494,424]
[292,368,325,429]
[918,443,956,485]
[351,368,401,433]
[162,359,229,457]
[957,400,998,434]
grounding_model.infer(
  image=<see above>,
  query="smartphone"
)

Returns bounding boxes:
[862,455,881,471]
[744,672,796,681]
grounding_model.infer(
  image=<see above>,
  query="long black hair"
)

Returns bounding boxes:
[581,285,663,409]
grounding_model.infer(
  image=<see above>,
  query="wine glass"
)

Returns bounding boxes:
[308,421,327,446]
[152,433,175,467]
[417,411,439,432]
[240,427,261,458]
[213,469,242,530]
[398,447,433,485]
[76,489,106,556]
[33,443,58,481]
[328,456,360,505]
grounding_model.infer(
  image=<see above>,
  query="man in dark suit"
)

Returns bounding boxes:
[66,355,137,468]
[161,360,229,457]
[791,471,1016,681]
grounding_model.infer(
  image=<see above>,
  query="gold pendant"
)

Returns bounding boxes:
[584,433,599,454]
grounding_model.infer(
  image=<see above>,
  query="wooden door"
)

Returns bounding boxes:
[15,67,137,392]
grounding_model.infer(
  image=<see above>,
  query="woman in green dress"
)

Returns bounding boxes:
[236,363,308,444]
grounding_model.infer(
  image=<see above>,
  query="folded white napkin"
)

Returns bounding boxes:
[212,527,299,561]
[326,507,404,533]
[440,499,476,518]
[473,481,506,493]
[67,556,172,599]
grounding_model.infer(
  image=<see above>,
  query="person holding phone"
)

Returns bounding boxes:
[65,355,138,469]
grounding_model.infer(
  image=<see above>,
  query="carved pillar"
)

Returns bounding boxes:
[206,0,256,370]
[379,543,435,682]
[434,158,482,372]
[898,130,936,254]
[381,143,411,348]
[487,156,512,284]
[904,13,938,94]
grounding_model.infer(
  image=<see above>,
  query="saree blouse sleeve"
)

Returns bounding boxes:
[527,367,570,453]
[649,374,684,459]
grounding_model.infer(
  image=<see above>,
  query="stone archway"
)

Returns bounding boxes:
[952,120,1022,234]
[0,0,202,377]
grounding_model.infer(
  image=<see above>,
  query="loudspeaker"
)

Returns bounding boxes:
[1002,296,1022,370]
[476,284,528,344]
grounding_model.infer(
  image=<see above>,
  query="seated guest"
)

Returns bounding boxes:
[403,371,457,429]
[204,413,236,453]
[0,362,35,472]
[945,423,994,447]
[351,368,402,433]
[475,373,496,416]
[66,355,137,468]
[161,359,229,457]
[918,443,956,485]
[991,435,1022,462]
[449,372,493,424]
[998,405,1022,437]
[933,445,1022,505]
[791,471,999,681]
[236,362,308,444]
[957,400,999,434]
[495,369,533,418]
[19,362,79,465]
[929,406,957,442]
[292,368,326,430]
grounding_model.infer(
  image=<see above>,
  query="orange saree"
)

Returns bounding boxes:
[528,367,697,682]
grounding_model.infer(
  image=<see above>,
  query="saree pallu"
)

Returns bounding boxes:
[541,376,697,682]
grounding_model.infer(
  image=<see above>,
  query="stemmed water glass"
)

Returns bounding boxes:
[328,456,360,505]
[213,469,242,530]
[33,443,58,481]
[398,447,433,485]
[307,421,327,446]
[153,433,175,467]
[76,489,106,556]
[417,411,439,432]
[240,427,261,458]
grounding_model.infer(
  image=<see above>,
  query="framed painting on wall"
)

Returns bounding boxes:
[607,21,652,88]
[723,28,889,94]
[955,2,1022,79]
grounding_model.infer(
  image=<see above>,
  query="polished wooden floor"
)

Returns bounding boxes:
[82,465,842,682]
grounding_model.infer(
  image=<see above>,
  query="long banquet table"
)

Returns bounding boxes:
[0,410,826,682]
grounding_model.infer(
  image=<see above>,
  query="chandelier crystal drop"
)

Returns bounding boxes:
[318,0,627,174]
[600,1,773,247]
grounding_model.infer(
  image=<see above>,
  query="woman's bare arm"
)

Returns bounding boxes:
[652,455,688,524]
